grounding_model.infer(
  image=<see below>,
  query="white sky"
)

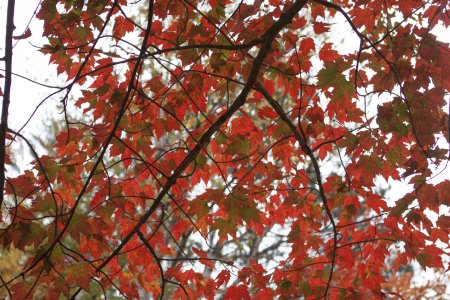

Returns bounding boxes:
[1,1,64,132]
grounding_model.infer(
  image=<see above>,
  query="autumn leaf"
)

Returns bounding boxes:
[192,247,216,269]
[113,15,135,39]
[300,37,315,55]
[224,285,250,300]
[12,28,32,40]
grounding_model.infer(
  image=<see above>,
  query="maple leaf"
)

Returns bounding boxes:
[300,37,315,55]
[313,21,329,34]
[224,285,250,300]
[319,43,338,63]
[192,247,216,269]
[113,15,135,39]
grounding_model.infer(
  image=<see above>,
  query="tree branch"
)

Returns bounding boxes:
[0,0,16,209]
[254,81,338,298]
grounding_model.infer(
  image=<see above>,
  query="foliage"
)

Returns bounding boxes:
[0,247,27,298]
[381,271,449,299]
[1,0,449,299]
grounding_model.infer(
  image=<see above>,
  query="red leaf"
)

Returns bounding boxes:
[192,247,215,269]
[436,215,450,229]
[224,285,250,300]
[12,28,32,40]
[313,22,329,34]
[216,269,231,287]
[300,37,315,55]
[113,15,135,39]
[319,43,338,62]
[343,195,361,209]
[258,106,278,119]
[366,193,388,214]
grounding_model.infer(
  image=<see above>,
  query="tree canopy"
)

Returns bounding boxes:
[1,0,449,299]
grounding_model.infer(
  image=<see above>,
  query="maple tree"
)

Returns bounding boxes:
[1,0,449,299]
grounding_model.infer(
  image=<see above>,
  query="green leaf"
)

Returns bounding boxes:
[278,279,292,290]
[212,218,236,241]
[317,63,341,87]
[227,135,250,155]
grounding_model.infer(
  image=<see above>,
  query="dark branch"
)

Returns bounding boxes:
[0,0,16,209]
